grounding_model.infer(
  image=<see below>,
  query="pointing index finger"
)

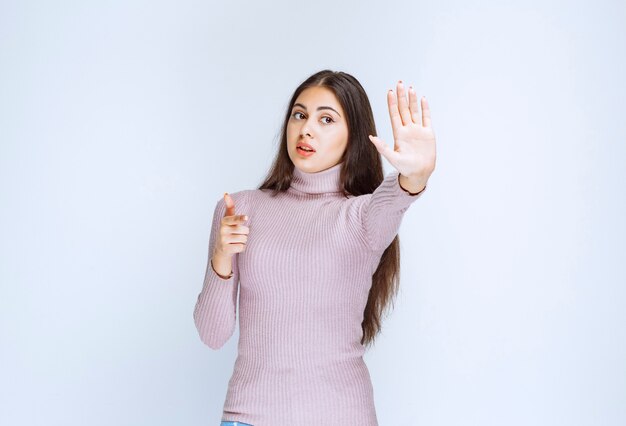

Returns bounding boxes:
[224,192,236,217]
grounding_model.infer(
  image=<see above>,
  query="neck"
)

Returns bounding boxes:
[289,162,343,194]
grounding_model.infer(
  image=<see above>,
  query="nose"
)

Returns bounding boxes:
[301,118,314,138]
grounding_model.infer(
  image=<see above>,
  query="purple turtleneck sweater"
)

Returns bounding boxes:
[193,161,426,426]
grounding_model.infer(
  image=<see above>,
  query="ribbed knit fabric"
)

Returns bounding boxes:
[193,161,426,426]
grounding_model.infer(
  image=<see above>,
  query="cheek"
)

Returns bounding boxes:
[286,124,297,141]
[330,127,348,147]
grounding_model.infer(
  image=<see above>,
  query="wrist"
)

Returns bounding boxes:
[211,254,233,279]
[398,174,427,195]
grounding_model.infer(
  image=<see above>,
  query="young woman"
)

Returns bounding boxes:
[194,69,436,426]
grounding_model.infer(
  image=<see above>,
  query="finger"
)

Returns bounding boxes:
[224,233,248,244]
[224,193,236,217]
[230,225,249,235]
[421,96,432,128]
[396,80,412,126]
[223,214,248,225]
[368,134,399,163]
[408,86,421,125]
[387,89,402,140]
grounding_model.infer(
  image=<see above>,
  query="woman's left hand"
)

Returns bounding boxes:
[368,80,437,189]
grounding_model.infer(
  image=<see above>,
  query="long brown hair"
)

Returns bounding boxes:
[257,69,402,349]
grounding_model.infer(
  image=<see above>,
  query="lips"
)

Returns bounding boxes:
[297,141,316,152]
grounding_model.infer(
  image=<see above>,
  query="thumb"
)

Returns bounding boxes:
[368,134,397,163]
[223,192,236,217]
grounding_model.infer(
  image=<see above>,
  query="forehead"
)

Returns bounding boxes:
[293,87,343,114]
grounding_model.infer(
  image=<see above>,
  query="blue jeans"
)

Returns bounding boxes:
[220,422,253,426]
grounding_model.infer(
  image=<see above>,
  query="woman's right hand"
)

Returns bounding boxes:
[212,192,249,259]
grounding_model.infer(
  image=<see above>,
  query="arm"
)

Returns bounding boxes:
[358,170,426,252]
[360,81,435,252]
[193,192,246,349]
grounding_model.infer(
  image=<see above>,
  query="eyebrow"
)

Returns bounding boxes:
[293,103,341,117]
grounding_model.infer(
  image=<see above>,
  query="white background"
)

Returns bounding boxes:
[1,0,624,425]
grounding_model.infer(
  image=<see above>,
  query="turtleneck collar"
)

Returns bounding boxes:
[289,162,343,194]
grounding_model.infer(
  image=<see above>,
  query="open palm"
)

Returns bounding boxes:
[368,81,436,182]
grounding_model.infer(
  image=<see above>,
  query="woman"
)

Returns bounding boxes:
[194,69,436,426]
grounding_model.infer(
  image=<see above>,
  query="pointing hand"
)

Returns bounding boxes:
[213,193,249,258]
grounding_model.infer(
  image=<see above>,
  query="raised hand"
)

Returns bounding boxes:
[368,80,436,189]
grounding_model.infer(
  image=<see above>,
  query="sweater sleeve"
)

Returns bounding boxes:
[193,191,246,350]
[358,170,426,252]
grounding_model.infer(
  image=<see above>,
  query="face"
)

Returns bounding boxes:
[286,86,349,173]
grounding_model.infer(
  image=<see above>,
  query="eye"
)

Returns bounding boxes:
[291,111,335,124]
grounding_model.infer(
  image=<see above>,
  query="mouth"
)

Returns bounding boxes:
[296,141,316,156]
[297,146,316,154]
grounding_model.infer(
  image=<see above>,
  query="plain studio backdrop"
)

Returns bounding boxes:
[1,0,624,425]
